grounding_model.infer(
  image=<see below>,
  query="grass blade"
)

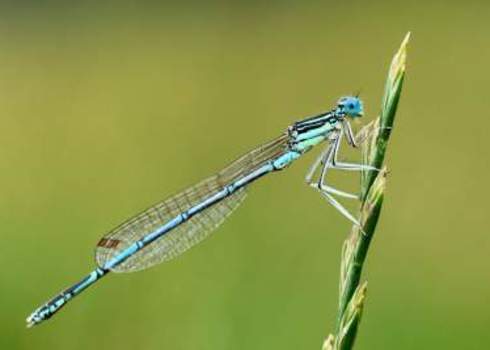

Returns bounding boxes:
[322,32,410,350]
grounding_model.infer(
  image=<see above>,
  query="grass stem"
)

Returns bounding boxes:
[323,32,410,350]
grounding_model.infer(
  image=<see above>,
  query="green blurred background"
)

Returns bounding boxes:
[1,1,489,349]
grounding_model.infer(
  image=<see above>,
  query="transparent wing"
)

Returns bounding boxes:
[96,182,247,273]
[95,133,289,273]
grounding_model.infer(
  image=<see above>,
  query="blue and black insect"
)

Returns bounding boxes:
[27,96,375,327]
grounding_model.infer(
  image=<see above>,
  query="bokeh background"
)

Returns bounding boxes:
[1,1,489,349]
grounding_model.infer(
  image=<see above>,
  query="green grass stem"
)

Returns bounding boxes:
[322,32,410,350]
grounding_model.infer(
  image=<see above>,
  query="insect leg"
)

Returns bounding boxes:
[308,136,359,199]
[318,187,363,228]
[332,127,379,172]
[306,137,364,228]
[305,143,332,184]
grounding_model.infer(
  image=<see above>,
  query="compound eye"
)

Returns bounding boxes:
[348,103,355,109]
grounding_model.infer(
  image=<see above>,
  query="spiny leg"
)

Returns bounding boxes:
[305,143,332,185]
[342,119,359,147]
[316,160,364,229]
[307,121,389,228]
[333,126,379,172]
[305,143,359,201]
[330,161,379,172]
[317,142,359,199]
[315,183,358,199]
[307,135,363,228]
[305,141,354,195]
[319,188,362,228]
[306,138,359,200]
[306,126,367,187]
[306,139,362,227]
[317,141,334,189]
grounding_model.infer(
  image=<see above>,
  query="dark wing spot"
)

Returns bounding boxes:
[97,238,122,249]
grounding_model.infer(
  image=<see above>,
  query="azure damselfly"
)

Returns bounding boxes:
[27,96,376,327]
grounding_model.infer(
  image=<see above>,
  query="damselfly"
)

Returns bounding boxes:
[27,96,376,327]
